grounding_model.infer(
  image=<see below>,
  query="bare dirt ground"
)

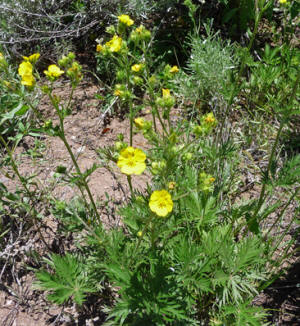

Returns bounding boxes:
[0,80,299,325]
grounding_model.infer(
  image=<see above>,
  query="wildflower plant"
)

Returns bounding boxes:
[1,5,299,326]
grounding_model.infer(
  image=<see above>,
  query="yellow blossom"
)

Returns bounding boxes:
[204,113,216,124]
[131,63,143,72]
[44,64,64,79]
[149,190,173,217]
[0,52,5,63]
[18,61,33,77]
[279,0,287,4]
[136,26,143,33]
[21,74,35,87]
[162,88,171,98]
[96,44,103,52]
[134,117,145,129]
[118,14,134,26]
[137,231,143,237]
[23,53,40,63]
[169,65,179,73]
[105,35,123,52]
[114,89,122,96]
[117,146,146,175]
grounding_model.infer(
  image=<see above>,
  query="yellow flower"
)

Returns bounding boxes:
[204,113,216,124]
[149,190,173,217]
[279,0,287,4]
[137,231,143,237]
[21,74,35,87]
[0,52,5,63]
[202,113,217,129]
[105,35,123,52]
[3,81,11,88]
[169,65,179,73]
[168,181,176,190]
[134,117,145,129]
[117,146,146,175]
[131,63,143,72]
[136,26,143,33]
[18,61,33,77]
[118,14,134,26]
[162,88,171,98]
[23,53,40,63]
[115,90,123,96]
[96,44,103,52]
[44,64,64,79]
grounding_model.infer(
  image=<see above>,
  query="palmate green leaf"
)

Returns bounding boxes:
[35,253,95,305]
[220,302,271,325]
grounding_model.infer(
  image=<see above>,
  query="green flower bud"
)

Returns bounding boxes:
[116,70,127,81]
[115,141,124,151]
[132,76,143,86]
[106,25,116,34]
[68,52,76,60]
[183,152,193,161]
[41,85,50,94]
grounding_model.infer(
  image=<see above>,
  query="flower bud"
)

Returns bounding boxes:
[183,152,193,161]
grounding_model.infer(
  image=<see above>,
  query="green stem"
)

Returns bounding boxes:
[129,99,134,146]
[251,69,300,224]
[0,135,31,197]
[48,93,101,224]
[265,188,299,239]
[127,175,134,198]
[0,135,51,250]
[60,133,101,223]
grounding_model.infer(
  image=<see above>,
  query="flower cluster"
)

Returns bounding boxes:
[117,146,146,175]
[193,112,217,136]
[151,160,167,175]
[114,84,132,99]
[97,35,124,54]
[199,172,215,192]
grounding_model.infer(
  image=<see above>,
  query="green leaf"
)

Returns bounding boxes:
[35,253,95,305]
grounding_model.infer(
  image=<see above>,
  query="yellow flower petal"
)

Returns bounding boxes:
[162,88,170,98]
[23,53,40,63]
[169,65,179,73]
[18,61,33,77]
[21,74,35,86]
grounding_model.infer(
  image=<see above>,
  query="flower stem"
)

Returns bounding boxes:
[127,175,134,197]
